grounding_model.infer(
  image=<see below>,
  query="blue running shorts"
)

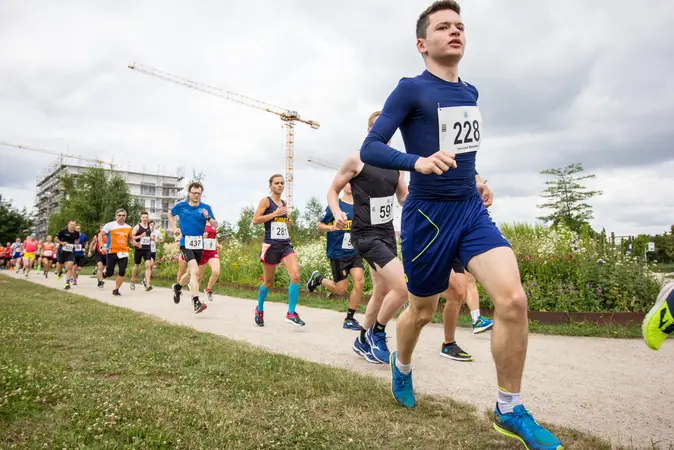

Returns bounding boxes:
[401,193,510,297]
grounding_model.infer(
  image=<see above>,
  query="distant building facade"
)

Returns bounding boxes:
[34,157,184,237]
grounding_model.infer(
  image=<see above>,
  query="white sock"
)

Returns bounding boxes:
[497,389,522,415]
[470,309,480,324]
[395,358,412,375]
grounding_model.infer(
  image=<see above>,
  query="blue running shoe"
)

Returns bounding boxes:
[352,336,369,356]
[493,404,564,450]
[343,317,361,330]
[366,327,390,363]
[390,352,415,408]
[473,316,494,334]
[352,337,382,364]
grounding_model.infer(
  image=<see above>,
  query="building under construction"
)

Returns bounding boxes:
[34,156,185,237]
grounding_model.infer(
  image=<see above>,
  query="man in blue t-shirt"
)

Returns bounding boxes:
[73,225,89,286]
[306,183,365,331]
[168,181,217,314]
[359,2,563,449]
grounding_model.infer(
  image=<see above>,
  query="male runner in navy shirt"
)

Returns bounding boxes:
[360,2,563,449]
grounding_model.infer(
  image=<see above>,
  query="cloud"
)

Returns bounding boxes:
[0,0,672,237]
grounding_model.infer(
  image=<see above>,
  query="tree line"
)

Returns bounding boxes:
[3,163,670,263]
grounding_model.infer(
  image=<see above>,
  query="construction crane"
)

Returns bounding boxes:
[128,62,320,211]
[0,140,117,170]
[307,156,339,171]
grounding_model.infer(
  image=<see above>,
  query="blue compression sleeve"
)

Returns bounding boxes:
[360,79,420,171]
[257,285,268,312]
[288,282,300,314]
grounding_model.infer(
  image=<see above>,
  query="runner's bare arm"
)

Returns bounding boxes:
[327,152,361,221]
[167,210,179,236]
[475,173,493,207]
[88,235,97,256]
[395,172,408,205]
[128,229,141,248]
[318,222,336,233]
[252,198,278,224]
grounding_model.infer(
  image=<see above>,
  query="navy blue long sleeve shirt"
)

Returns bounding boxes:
[361,70,481,201]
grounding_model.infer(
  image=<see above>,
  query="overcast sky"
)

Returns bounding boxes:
[1,0,673,237]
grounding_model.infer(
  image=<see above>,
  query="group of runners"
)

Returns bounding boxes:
[6,213,165,294]
[10,2,674,449]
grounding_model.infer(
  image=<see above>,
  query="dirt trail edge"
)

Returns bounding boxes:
[8,272,672,448]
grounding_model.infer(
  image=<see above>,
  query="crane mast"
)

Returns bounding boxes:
[128,63,319,210]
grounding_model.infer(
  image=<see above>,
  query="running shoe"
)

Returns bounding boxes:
[643,282,674,350]
[172,283,182,304]
[255,307,264,327]
[64,282,70,290]
[343,317,361,330]
[44,272,48,279]
[352,336,381,364]
[92,268,98,276]
[130,281,136,290]
[306,270,322,293]
[390,351,415,409]
[473,316,494,334]
[440,342,474,362]
[206,288,213,301]
[97,280,104,289]
[112,289,121,296]
[366,327,390,364]
[142,278,148,289]
[352,336,369,357]
[286,312,306,326]
[493,404,564,450]
[145,285,153,292]
[73,278,78,286]
[193,298,207,314]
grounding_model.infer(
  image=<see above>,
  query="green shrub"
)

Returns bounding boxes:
[149,223,661,313]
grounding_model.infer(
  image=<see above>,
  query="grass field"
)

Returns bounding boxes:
[0,275,636,449]
[143,277,644,339]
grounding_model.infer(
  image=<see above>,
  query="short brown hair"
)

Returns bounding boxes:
[269,174,283,184]
[188,182,203,193]
[416,0,461,39]
[368,111,381,129]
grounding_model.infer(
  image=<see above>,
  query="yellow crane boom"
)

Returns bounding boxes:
[307,156,339,170]
[0,140,116,169]
[128,62,320,210]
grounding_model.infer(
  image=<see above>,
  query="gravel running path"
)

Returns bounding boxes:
[9,272,673,448]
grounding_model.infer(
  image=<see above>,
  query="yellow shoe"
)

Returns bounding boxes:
[642,282,674,351]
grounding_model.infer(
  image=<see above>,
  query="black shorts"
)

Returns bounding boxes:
[58,251,76,265]
[105,253,129,278]
[260,241,294,265]
[94,251,106,265]
[452,258,465,274]
[75,255,86,267]
[150,252,157,260]
[351,231,397,271]
[330,255,365,282]
[134,249,152,265]
[180,247,203,265]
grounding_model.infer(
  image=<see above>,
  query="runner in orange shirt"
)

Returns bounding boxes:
[102,209,141,296]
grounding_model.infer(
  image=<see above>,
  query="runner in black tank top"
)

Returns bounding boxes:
[325,111,409,365]
[252,174,305,327]
[130,212,153,291]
